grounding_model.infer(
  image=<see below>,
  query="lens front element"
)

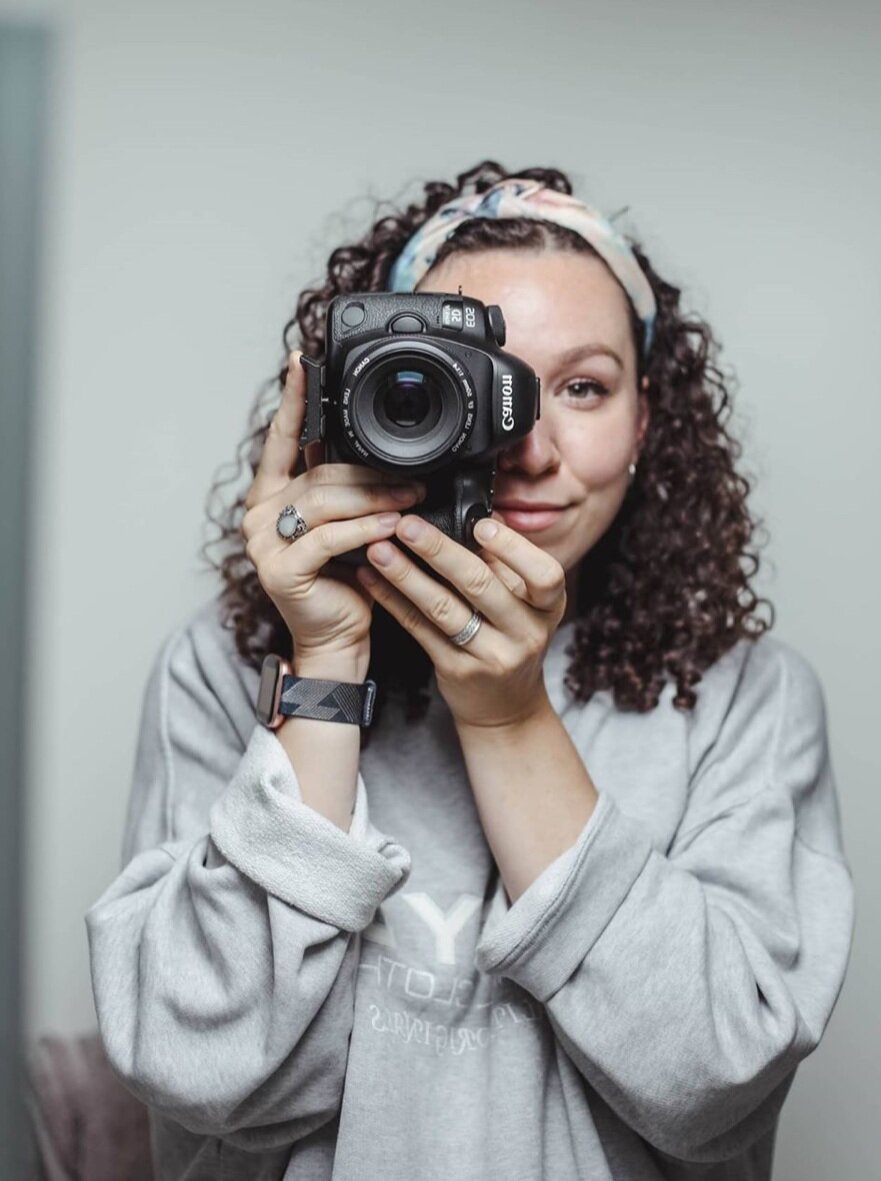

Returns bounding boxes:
[381,369,434,429]
[346,345,473,467]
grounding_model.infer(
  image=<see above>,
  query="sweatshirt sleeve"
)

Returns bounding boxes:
[473,637,855,1165]
[84,618,411,1160]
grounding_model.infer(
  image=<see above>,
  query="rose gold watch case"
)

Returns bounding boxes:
[257,653,293,729]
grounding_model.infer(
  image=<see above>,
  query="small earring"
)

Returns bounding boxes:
[628,462,637,481]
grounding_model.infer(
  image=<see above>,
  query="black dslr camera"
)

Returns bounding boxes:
[299,291,540,565]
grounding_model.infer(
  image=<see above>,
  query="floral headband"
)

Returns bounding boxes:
[387,177,656,358]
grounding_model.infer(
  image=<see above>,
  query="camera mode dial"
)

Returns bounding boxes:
[487,305,506,347]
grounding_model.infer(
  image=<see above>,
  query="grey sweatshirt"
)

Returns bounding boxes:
[85,595,855,1180]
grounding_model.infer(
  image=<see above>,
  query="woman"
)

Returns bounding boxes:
[86,160,855,1180]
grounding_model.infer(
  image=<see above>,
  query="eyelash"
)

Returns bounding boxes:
[561,378,610,402]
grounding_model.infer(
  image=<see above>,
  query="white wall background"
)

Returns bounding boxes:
[9,0,878,1175]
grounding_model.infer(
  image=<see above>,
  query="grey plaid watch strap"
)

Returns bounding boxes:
[279,675,377,726]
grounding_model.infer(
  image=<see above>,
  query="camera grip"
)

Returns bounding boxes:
[298,354,326,447]
[331,467,492,571]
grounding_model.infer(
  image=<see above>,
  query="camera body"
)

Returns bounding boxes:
[299,291,541,565]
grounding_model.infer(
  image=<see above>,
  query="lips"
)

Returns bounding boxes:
[492,501,570,533]
[494,501,567,512]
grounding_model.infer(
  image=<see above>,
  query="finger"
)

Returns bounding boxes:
[355,566,460,667]
[243,459,421,533]
[249,350,307,503]
[245,508,404,579]
[471,518,565,613]
[267,510,407,579]
[383,518,532,635]
[247,443,420,515]
[478,511,526,596]
[243,480,425,542]
[242,472,425,539]
[482,552,529,599]
[306,462,426,490]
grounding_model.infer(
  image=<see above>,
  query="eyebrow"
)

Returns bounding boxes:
[554,343,624,370]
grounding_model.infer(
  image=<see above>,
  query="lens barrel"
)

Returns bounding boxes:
[346,345,471,467]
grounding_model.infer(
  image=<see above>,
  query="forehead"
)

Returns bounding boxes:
[417,248,636,369]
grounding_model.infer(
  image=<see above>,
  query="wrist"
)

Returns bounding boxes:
[291,644,371,684]
[454,688,553,739]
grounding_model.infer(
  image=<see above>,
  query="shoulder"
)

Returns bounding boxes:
[123,596,263,858]
[161,593,250,670]
[148,594,260,748]
[677,632,849,868]
[693,630,825,721]
[685,631,829,778]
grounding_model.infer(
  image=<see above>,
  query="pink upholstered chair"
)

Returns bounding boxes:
[24,1030,154,1181]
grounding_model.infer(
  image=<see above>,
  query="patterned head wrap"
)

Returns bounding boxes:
[388,177,656,358]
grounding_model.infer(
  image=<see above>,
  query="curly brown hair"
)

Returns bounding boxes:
[199,159,774,744]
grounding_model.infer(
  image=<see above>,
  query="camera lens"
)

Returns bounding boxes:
[369,361,446,443]
[347,346,471,468]
[382,370,432,428]
[370,362,447,443]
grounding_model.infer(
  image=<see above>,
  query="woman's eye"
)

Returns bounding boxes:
[563,379,610,402]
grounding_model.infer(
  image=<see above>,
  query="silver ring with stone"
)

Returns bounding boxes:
[276,504,310,542]
[450,610,483,647]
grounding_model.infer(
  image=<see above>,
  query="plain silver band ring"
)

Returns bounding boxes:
[450,610,483,647]
[276,504,310,542]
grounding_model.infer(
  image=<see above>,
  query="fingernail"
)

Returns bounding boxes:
[377,512,401,527]
[390,485,418,502]
[370,541,396,566]
[398,515,425,541]
[475,519,499,542]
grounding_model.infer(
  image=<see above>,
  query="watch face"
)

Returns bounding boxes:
[256,654,283,727]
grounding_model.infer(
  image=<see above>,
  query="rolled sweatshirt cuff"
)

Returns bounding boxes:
[209,723,412,933]
[474,791,654,1001]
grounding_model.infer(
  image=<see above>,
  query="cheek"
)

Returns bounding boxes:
[556,407,634,486]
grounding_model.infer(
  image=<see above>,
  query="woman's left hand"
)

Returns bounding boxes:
[354,511,568,730]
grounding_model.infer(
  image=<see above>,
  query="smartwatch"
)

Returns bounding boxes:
[256,653,377,729]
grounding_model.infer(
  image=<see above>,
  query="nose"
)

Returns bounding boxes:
[496,416,561,475]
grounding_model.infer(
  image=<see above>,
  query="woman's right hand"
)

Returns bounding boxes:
[241,349,426,667]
